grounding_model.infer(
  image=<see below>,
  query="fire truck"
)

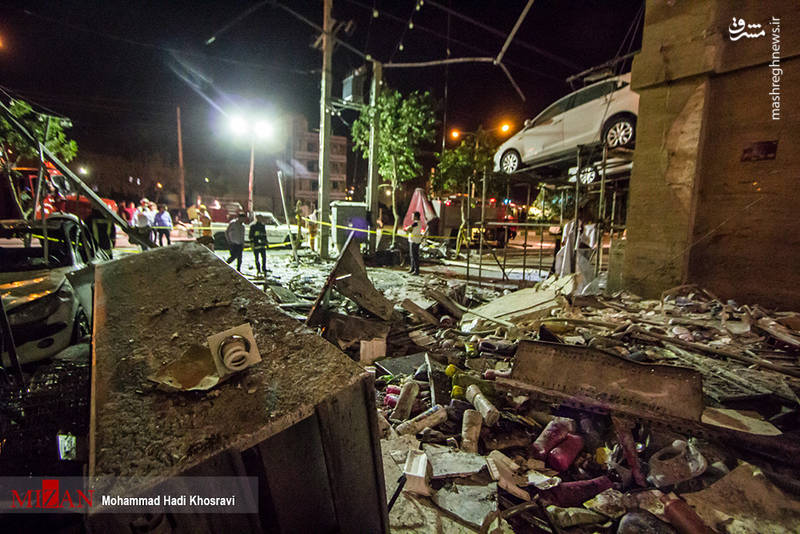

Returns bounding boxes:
[4,162,118,220]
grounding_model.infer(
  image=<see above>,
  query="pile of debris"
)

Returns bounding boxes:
[360,275,800,532]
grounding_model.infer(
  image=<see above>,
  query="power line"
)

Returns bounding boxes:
[425,0,582,71]
[341,0,560,80]
[389,0,424,61]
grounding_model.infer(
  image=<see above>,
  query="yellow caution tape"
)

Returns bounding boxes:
[300,216,454,241]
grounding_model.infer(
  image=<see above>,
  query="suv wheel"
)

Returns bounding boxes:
[500,150,521,174]
[604,116,636,148]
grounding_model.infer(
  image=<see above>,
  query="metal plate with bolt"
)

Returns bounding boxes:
[208,323,261,378]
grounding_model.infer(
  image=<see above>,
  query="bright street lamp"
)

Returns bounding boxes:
[78,166,88,175]
[229,115,274,215]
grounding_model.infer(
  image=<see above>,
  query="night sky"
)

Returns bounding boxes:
[0,0,643,175]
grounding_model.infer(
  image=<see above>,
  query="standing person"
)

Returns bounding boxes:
[294,200,304,241]
[225,213,247,271]
[134,200,153,249]
[249,214,268,275]
[404,211,426,275]
[307,204,318,251]
[125,201,137,225]
[119,201,134,225]
[196,205,214,250]
[153,204,173,246]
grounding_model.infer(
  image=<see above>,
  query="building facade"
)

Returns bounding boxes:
[288,115,347,205]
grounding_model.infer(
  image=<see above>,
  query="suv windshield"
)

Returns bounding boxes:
[0,227,72,272]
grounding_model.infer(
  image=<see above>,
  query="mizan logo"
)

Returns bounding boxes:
[11,479,94,509]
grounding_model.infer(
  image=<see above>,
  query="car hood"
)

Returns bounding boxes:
[0,268,69,311]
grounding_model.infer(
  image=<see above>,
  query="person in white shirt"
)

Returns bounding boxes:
[225,213,248,271]
[134,199,153,249]
[404,211,426,275]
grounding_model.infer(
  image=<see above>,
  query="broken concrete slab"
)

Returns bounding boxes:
[401,299,439,326]
[307,233,395,326]
[460,275,575,327]
[92,244,388,533]
[424,288,464,320]
[422,444,486,479]
[701,407,782,436]
[376,352,427,377]
[431,482,498,530]
[501,340,705,421]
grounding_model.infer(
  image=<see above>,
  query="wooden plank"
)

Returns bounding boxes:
[424,288,464,320]
[401,298,439,326]
[315,379,389,533]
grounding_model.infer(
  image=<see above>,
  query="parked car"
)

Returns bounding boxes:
[494,73,639,174]
[0,214,108,366]
[252,211,305,247]
[212,211,304,250]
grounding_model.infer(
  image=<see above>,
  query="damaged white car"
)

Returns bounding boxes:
[1,214,108,366]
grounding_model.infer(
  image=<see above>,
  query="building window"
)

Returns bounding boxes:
[307,142,315,152]
[307,161,318,172]
[332,182,339,190]
[312,182,318,191]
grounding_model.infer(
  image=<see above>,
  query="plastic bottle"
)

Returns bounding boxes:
[547,433,584,472]
[461,409,483,453]
[385,385,402,395]
[465,384,500,426]
[448,369,496,398]
[391,381,420,421]
[662,496,714,534]
[396,405,448,435]
[383,394,398,408]
[532,417,576,459]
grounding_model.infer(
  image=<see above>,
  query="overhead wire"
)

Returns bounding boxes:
[424,0,583,71]
[341,0,558,79]
[389,0,423,61]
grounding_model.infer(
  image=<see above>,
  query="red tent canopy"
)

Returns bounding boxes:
[402,188,437,231]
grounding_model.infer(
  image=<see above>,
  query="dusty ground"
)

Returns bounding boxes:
[92,243,367,479]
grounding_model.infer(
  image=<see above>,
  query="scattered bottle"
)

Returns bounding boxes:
[461,409,483,453]
[391,381,420,421]
[547,433,584,472]
[465,384,500,426]
[396,404,448,435]
[532,417,576,459]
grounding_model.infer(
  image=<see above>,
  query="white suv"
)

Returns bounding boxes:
[494,73,639,173]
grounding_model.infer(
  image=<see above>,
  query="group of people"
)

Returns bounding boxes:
[119,198,173,248]
[222,213,270,274]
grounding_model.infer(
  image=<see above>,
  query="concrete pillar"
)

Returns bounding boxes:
[622,0,800,309]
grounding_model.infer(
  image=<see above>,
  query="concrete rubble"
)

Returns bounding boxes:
[300,248,800,532]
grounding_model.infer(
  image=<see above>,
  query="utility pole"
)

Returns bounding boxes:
[366,60,382,254]
[176,107,187,210]
[317,0,333,259]
[247,138,255,215]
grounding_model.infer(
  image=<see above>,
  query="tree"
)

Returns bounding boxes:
[434,126,502,247]
[352,89,436,246]
[0,99,79,218]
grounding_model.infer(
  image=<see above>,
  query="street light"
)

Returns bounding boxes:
[78,166,88,175]
[229,115,274,215]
